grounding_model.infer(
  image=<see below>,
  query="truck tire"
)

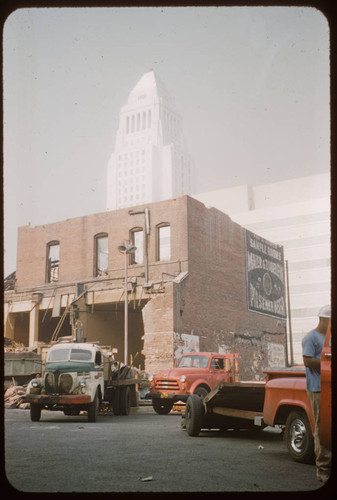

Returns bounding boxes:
[193,386,209,399]
[185,395,204,436]
[152,399,173,415]
[119,386,131,416]
[88,390,99,422]
[285,410,315,463]
[30,403,41,422]
[112,387,121,415]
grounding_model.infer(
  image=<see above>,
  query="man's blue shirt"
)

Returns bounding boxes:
[302,329,326,392]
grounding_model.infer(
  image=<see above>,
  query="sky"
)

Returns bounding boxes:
[3,6,330,276]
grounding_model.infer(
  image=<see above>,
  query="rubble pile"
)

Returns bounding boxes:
[4,383,29,409]
[4,337,31,353]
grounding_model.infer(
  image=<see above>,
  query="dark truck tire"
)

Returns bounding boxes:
[112,387,121,415]
[193,386,209,399]
[285,409,315,463]
[30,403,41,422]
[152,399,173,415]
[185,395,204,436]
[119,386,131,415]
[88,390,99,422]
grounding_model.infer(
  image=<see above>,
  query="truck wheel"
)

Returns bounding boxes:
[152,399,173,415]
[112,387,121,415]
[88,390,99,422]
[285,410,315,463]
[30,403,41,422]
[193,386,209,399]
[119,386,131,416]
[185,395,204,436]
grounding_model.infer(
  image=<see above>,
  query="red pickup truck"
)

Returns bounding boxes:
[147,352,238,414]
[184,323,331,464]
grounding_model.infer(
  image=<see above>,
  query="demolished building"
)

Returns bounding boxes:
[4,196,287,379]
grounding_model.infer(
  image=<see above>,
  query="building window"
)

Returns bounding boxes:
[157,224,171,261]
[126,116,129,134]
[130,228,144,265]
[46,241,60,283]
[95,234,108,276]
[148,110,151,128]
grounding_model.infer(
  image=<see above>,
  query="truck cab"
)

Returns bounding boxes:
[26,342,106,422]
[147,352,238,414]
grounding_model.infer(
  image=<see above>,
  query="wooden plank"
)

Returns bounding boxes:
[107,378,138,387]
[211,407,263,421]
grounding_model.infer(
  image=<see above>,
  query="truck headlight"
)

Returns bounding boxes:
[148,375,154,382]
[79,380,86,388]
[31,379,39,388]
[180,376,186,382]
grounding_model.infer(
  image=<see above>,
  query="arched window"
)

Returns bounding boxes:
[46,241,60,283]
[157,224,171,261]
[94,233,108,277]
[130,228,144,265]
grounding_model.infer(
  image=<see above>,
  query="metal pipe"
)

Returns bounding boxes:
[285,260,294,366]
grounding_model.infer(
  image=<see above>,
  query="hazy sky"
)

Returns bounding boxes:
[3,6,330,276]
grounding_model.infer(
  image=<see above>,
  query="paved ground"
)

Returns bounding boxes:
[4,406,330,494]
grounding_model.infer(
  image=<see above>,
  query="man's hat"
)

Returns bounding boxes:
[318,305,331,318]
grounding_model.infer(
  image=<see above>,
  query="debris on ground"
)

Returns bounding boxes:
[4,382,29,409]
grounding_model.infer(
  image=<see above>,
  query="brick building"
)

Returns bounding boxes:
[4,196,287,379]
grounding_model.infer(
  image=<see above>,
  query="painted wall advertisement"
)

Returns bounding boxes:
[174,333,200,360]
[246,230,286,319]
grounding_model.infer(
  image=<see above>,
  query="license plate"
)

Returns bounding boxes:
[160,392,168,398]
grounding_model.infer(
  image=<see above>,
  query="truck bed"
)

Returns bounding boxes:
[203,380,266,421]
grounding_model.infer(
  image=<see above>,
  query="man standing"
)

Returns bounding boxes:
[302,305,331,483]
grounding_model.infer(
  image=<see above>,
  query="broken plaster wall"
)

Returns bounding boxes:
[142,283,175,374]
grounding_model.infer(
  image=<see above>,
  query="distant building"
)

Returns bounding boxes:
[193,172,331,364]
[4,196,287,379]
[106,70,194,210]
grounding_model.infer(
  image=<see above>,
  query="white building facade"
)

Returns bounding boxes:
[193,172,331,365]
[107,70,193,210]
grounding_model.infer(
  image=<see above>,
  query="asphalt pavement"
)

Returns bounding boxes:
[4,406,332,494]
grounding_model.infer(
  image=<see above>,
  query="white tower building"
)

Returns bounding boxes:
[107,70,193,210]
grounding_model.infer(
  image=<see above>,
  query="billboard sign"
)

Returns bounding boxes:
[246,230,286,319]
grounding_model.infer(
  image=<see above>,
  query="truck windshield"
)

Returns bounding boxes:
[178,355,209,368]
[48,348,93,362]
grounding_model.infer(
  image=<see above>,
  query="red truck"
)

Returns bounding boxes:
[147,352,238,414]
[184,324,331,464]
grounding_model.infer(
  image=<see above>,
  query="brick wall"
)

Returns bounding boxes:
[16,197,189,290]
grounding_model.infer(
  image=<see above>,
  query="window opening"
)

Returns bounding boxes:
[47,242,60,283]
[130,228,144,264]
[95,234,108,276]
[158,224,171,261]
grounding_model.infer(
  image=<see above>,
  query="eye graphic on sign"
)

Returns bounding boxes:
[263,272,272,296]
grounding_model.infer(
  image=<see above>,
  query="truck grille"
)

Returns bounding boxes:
[155,379,179,391]
[45,371,74,394]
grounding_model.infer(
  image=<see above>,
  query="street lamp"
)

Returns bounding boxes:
[118,241,136,365]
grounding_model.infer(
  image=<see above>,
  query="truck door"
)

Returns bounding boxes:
[210,357,226,387]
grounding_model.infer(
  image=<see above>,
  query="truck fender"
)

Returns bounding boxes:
[189,380,211,396]
[265,400,314,433]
